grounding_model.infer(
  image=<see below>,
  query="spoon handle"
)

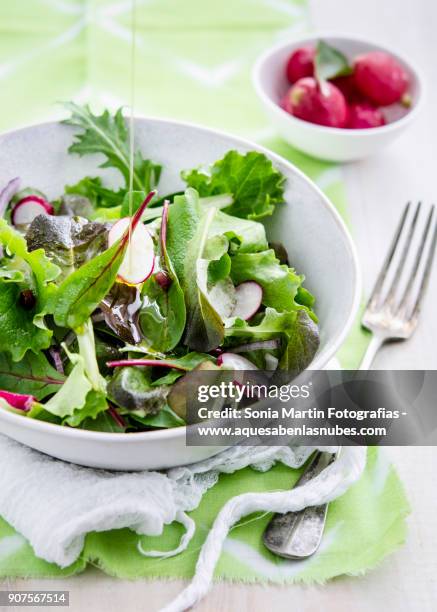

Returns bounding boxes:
[262,450,338,559]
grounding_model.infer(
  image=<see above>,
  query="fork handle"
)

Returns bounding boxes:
[358,335,384,370]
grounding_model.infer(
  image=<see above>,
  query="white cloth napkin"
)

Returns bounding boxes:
[0,434,366,611]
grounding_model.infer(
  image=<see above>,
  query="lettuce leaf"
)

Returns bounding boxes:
[182,206,228,351]
[208,211,268,254]
[225,307,319,375]
[43,321,107,425]
[230,249,303,311]
[0,220,60,361]
[182,151,285,220]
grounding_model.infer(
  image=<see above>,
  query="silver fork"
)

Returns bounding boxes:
[360,202,437,370]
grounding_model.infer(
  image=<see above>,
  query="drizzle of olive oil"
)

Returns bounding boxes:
[127,0,137,273]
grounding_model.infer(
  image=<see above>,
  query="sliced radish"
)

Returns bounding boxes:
[108,217,155,285]
[12,195,54,226]
[232,281,263,320]
[217,353,259,371]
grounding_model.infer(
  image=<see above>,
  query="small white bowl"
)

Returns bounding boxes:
[253,34,424,162]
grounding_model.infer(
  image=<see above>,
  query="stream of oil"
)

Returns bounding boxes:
[127,0,137,272]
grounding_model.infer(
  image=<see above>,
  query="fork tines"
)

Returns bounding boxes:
[365,202,437,324]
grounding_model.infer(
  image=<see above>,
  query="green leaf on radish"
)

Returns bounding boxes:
[315,40,353,83]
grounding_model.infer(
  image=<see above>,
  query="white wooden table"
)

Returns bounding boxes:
[2,0,437,610]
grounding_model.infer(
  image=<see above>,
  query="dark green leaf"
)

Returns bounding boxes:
[65,176,125,209]
[279,310,320,373]
[81,409,126,432]
[140,201,186,352]
[166,189,201,282]
[0,351,65,400]
[50,239,126,329]
[128,405,184,429]
[63,103,161,193]
[151,352,213,386]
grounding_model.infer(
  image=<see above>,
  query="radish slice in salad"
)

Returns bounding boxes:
[217,353,259,370]
[108,217,155,285]
[232,281,263,320]
[12,195,54,226]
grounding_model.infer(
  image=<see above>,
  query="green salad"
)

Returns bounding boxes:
[0,104,319,432]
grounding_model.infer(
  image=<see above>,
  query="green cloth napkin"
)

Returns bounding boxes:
[0,0,409,584]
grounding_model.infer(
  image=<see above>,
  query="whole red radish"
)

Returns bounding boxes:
[347,103,386,129]
[354,51,409,106]
[286,46,315,83]
[282,77,348,128]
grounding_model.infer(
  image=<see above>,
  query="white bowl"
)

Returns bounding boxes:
[0,118,360,470]
[253,34,424,162]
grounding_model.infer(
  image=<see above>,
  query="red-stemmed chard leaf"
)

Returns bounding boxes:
[50,190,156,330]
